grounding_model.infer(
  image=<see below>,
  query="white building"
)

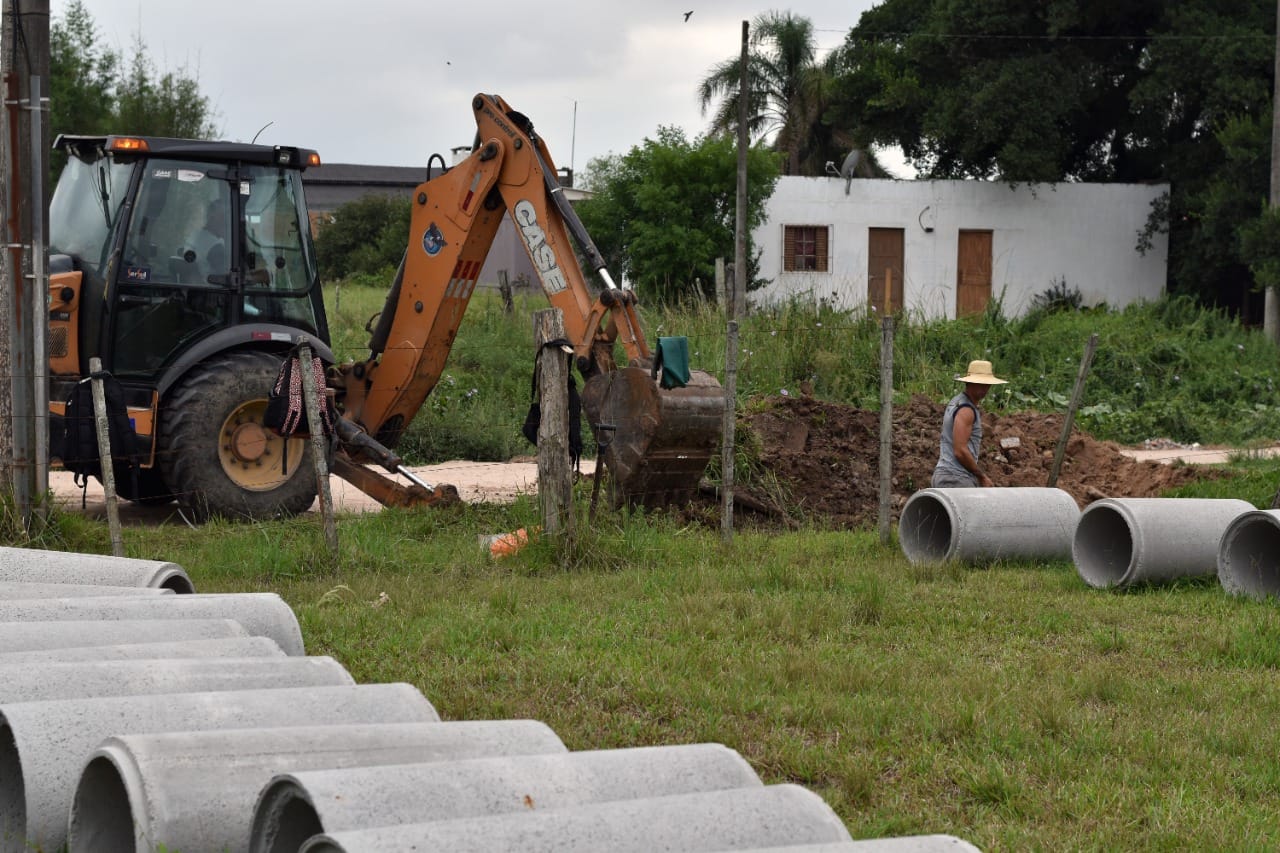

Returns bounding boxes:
[751,176,1169,319]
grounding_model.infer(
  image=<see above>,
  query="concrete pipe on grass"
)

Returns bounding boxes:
[70,721,567,853]
[0,635,285,664]
[296,784,850,853]
[1217,509,1280,599]
[898,488,1080,564]
[1073,498,1254,589]
[0,618,250,653]
[0,656,351,703]
[0,581,173,599]
[0,593,306,655]
[0,547,193,592]
[252,744,761,853]
[0,683,439,853]
[740,837,983,852]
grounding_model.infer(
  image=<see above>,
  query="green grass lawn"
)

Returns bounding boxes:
[33,457,1280,851]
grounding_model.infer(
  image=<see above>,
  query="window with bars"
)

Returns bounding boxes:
[783,225,830,272]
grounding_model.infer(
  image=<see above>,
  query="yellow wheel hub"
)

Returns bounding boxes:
[217,398,306,492]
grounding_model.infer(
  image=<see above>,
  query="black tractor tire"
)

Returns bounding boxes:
[158,350,317,522]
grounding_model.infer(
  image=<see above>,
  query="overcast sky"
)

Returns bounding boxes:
[53,0,882,178]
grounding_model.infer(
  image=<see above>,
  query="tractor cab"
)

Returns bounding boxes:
[49,135,329,384]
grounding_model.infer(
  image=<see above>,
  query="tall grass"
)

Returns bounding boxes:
[324,279,1280,462]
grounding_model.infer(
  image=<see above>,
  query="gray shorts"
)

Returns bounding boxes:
[931,467,978,488]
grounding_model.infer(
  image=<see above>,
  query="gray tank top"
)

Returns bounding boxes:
[935,391,981,483]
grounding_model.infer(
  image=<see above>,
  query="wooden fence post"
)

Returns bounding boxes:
[88,357,124,557]
[878,317,895,545]
[296,341,338,563]
[721,319,739,543]
[1048,333,1100,488]
[533,309,574,542]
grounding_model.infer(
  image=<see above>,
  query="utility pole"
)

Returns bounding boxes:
[1268,0,1280,343]
[1,0,50,529]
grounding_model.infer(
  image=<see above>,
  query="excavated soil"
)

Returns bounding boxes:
[725,393,1218,529]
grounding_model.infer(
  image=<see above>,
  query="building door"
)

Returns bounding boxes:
[867,228,904,313]
[956,230,993,317]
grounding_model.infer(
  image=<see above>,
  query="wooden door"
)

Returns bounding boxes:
[957,230,993,317]
[867,228,904,314]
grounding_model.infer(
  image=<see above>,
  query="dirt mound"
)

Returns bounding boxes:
[732,394,1216,529]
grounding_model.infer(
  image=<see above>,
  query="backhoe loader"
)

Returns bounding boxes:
[47,93,723,520]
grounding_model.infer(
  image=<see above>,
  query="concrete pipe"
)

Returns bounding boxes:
[1217,509,1280,599]
[0,683,438,853]
[741,837,983,852]
[0,593,306,655]
[898,487,1080,564]
[0,618,249,652]
[252,743,761,853]
[0,656,352,704]
[0,581,172,599]
[298,784,850,853]
[1073,498,1255,588]
[71,720,567,853]
[0,635,285,664]
[0,547,193,592]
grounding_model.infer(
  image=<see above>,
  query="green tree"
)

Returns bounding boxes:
[577,127,781,304]
[314,194,412,280]
[49,0,117,138]
[50,2,219,147]
[113,35,218,139]
[698,10,858,176]
[832,0,1274,314]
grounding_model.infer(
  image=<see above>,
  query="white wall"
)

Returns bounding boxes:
[751,177,1169,318]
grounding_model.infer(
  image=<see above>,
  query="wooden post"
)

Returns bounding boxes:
[88,358,124,557]
[721,319,739,543]
[296,342,338,563]
[497,269,514,314]
[732,20,748,322]
[878,317,894,544]
[1048,333,1100,488]
[533,309,573,541]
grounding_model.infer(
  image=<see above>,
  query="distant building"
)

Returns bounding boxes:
[751,176,1169,318]
[301,161,589,290]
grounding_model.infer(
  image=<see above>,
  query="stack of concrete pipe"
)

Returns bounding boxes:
[0,546,980,852]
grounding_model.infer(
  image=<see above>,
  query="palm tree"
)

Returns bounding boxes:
[698,10,862,177]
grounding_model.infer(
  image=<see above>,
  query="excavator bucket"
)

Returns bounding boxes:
[584,367,724,508]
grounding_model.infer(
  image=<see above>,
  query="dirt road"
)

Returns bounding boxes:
[49,458,596,525]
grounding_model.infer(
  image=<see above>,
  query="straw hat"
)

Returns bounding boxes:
[955,359,1007,385]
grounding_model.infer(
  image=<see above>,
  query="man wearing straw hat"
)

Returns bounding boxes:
[932,359,1008,488]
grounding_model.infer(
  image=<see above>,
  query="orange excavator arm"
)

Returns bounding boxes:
[339,94,648,446]
[333,93,722,508]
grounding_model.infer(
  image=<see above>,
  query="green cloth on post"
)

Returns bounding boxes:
[653,336,691,389]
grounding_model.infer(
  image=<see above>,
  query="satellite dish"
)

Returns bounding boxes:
[839,150,865,179]
[840,149,870,195]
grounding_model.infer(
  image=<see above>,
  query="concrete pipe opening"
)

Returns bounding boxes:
[254,781,323,853]
[1072,502,1135,588]
[1074,498,1255,589]
[1218,510,1280,599]
[0,724,24,850]
[898,488,1079,565]
[68,752,141,852]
